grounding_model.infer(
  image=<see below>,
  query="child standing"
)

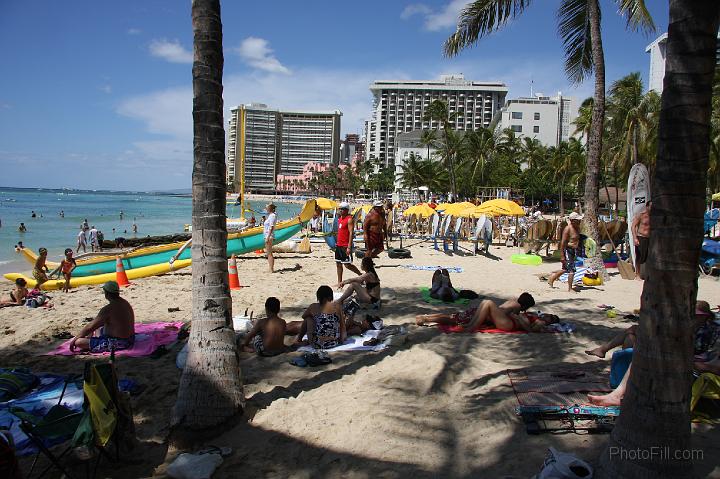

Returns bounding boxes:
[60,248,77,293]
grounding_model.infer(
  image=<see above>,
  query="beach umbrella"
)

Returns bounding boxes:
[435,202,452,211]
[352,204,373,215]
[315,197,338,210]
[443,202,476,216]
[403,204,437,218]
[475,199,525,217]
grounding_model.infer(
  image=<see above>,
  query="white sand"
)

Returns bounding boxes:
[2,240,719,478]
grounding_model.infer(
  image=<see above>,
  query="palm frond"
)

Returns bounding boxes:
[557,0,594,84]
[444,0,533,57]
[616,0,655,35]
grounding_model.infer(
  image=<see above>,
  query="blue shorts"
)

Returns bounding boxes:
[89,335,135,353]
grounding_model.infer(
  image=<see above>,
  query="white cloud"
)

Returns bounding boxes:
[127,28,142,35]
[402,0,466,31]
[235,37,290,74]
[149,39,193,64]
[401,4,432,19]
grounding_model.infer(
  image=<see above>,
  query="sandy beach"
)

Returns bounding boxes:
[1,239,719,478]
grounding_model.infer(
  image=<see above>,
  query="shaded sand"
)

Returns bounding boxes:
[2,241,720,478]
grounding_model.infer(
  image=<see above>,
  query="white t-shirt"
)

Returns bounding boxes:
[263,213,277,239]
[77,231,86,244]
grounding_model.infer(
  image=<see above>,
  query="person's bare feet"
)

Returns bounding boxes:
[547,278,555,288]
[587,392,622,406]
[415,315,431,326]
[585,347,606,359]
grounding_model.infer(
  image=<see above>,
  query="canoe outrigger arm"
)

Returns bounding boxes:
[169,238,193,268]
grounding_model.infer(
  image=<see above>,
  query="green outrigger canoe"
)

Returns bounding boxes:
[16,200,316,277]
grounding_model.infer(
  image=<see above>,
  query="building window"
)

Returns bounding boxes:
[511,125,522,133]
[533,126,540,133]
[511,111,523,120]
[534,112,540,121]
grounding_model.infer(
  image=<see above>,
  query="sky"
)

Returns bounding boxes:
[0,0,669,191]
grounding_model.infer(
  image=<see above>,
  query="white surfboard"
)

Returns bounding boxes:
[627,163,650,267]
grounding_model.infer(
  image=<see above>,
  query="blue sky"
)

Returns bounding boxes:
[0,0,669,191]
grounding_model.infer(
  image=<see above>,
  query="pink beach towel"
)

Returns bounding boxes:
[47,321,184,357]
[437,324,527,334]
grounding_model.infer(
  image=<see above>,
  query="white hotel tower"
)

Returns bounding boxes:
[365,74,508,166]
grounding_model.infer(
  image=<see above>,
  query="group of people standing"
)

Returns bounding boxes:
[76,219,104,253]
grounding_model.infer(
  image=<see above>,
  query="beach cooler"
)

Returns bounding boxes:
[610,348,633,388]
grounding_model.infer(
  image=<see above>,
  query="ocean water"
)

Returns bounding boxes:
[0,188,300,276]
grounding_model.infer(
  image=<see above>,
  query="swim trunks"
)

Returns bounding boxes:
[451,307,477,325]
[562,247,577,273]
[366,230,384,253]
[252,334,265,354]
[636,236,649,265]
[334,246,353,264]
[89,335,135,353]
[32,269,48,284]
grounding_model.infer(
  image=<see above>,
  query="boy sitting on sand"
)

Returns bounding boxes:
[241,297,287,355]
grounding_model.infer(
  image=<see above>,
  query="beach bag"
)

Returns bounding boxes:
[534,447,593,479]
[458,290,479,300]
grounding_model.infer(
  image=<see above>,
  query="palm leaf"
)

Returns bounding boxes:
[616,0,655,34]
[557,0,594,84]
[444,0,533,57]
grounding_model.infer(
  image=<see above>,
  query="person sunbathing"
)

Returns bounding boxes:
[241,297,287,355]
[429,268,459,302]
[69,281,135,353]
[288,285,346,349]
[0,278,28,308]
[415,293,551,332]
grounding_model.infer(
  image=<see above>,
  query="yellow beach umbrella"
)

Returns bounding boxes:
[403,204,437,218]
[435,202,452,211]
[443,202,476,216]
[352,204,373,215]
[315,197,338,210]
[475,199,525,217]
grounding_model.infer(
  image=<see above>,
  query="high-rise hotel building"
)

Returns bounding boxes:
[497,94,576,148]
[365,74,508,166]
[226,103,341,192]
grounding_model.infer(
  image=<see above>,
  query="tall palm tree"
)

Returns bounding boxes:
[424,99,459,198]
[572,97,593,143]
[463,128,498,185]
[519,136,545,171]
[172,0,243,440]
[542,139,584,214]
[444,0,654,278]
[397,152,426,190]
[598,2,720,477]
[419,130,438,160]
[709,70,720,193]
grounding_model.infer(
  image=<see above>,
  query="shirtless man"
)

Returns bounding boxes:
[548,212,583,291]
[69,281,135,353]
[415,293,546,332]
[241,297,287,355]
[32,248,50,288]
[631,201,651,278]
[364,201,387,258]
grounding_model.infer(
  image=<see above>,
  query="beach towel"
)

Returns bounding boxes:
[297,330,387,353]
[47,321,183,357]
[419,287,470,305]
[437,321,575,334]
[0,374,84,456]
[559,267,588,285]
[402,265,464,273]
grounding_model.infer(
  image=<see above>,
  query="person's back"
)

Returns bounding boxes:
[101,296,135,338]
[261,314,287,352]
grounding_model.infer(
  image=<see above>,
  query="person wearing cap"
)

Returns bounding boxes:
[335,202,362,285]
[547,212,583,291]
[32,248,50,288]
[363,200,387,259]
[59,248,77,293]
[264,204,278,273]
[69,281,135,353]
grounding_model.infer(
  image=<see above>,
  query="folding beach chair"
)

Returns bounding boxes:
[447,216,463,253]
[433,215,452,251]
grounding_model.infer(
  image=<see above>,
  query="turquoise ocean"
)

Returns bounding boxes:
[0,188,301,276]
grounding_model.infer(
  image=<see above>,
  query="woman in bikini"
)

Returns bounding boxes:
[336,257,381,307]
[0,278,28,308]
[289,285,346,350]
[415,293,556,332]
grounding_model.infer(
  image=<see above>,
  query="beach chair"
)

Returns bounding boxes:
[433,215,452,251]
[470,215,494,255]
[447,216,463,253]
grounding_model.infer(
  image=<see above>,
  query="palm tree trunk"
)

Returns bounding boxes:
[597,2,720,477]
[582,0,607,280]
[171,0,244,445]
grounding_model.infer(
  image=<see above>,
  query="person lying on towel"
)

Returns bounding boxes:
[241,297,288,355]
[69,281,135,353]
[416,293,559,332]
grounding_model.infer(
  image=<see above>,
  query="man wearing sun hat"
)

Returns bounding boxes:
[335,202,362,285]
[69,281,135,353]
[363,200,387,259]
[548,212,583,291]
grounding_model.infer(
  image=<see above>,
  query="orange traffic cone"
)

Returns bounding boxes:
[115,256,131,287]
[228,255,242,290]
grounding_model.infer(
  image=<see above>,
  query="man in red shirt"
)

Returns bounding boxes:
[335,202,362,285]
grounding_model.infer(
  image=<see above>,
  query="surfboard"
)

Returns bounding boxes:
[627,163,650,267]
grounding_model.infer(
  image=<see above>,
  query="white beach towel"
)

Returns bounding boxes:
[297,330,387,353]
